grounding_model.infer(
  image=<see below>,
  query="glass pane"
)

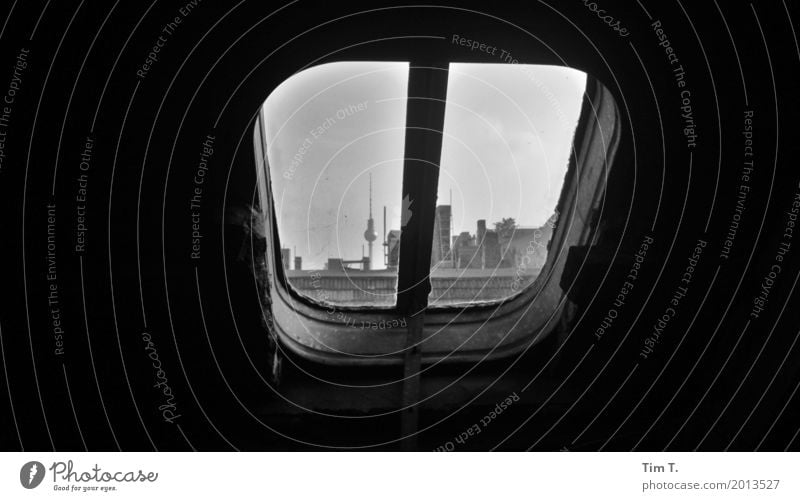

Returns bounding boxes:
[429,63,586,306]
[263,62,408,307]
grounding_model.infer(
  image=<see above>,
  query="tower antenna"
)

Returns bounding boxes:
[383,205,387,266]
[363,173,377,270]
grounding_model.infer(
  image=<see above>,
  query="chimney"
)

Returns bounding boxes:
[280,248,291,270]
[477,219,487,243]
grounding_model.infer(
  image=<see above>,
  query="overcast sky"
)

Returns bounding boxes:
[264,61,585,270]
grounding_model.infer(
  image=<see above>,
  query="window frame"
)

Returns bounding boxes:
[255,63,620,366]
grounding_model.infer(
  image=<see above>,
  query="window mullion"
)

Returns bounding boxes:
[396,62,448,449]
[396,62,449,314]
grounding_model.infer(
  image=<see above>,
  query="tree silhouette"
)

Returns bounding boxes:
[494,217,517,242]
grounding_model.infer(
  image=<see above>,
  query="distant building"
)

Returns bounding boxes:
[452,221,501,270]
[285,211,557,305]
[431,205,452,267]
[452,231,474,250]
[280,248,291,270]
[498,212,558,273]
[477,219,487,243]
[483,229,501,268]
[382,207,557,273]
[497,227,548,271]
[327,257,369,271]
[449,211,557,272]
[386,230,401,270]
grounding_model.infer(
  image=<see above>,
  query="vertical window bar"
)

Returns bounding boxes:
[396,63,449,313]
[397,61,449,448]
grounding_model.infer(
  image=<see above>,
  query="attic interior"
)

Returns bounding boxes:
[242,53,618,448]
[5,0,797,453]
[199,3,794,451]
[196,3,793,451]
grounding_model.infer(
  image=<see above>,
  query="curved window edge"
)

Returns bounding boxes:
[254,73,621,366]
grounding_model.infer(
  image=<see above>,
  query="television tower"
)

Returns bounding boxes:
[363,173,378,270]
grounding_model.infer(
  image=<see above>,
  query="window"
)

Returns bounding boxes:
[263,61,585,308]
[429,63,586,306]
[263,62,408,307]
[255,59,619,365]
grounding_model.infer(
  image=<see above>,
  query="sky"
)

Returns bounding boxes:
[263,61,586,271]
